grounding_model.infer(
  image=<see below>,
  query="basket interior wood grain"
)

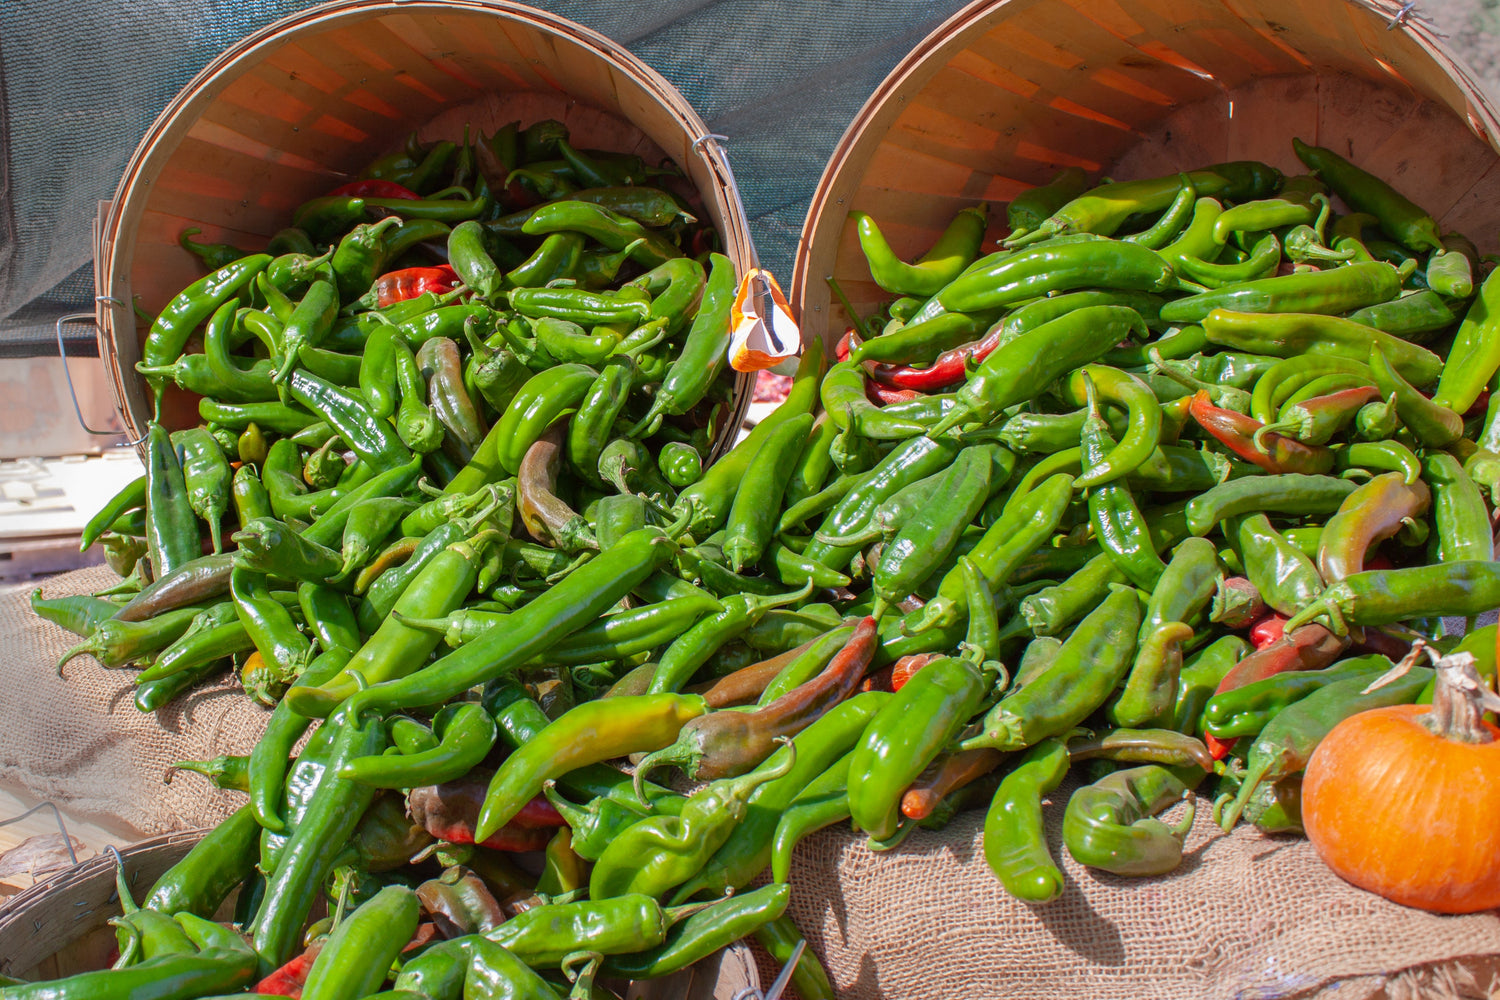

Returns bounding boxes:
[793,0,1500,349]
[98,0,753,442]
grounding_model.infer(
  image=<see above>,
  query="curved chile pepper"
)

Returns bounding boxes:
[1008,162,1279,246]
[615,257,738,434]
[645,584,813,695]
[1316,472,1431,582]
[1369,344,1463,448]
[141,254,272,403]
[1007,166,1089,235]
[1161,260,1400,324]
[516,425,595,552]
[1287,562,1500,636]
[1185,473,1355,536]
[1109,621,1194,729]
[522,199,682,267]
[1204,657,1390,740]
[637,618,878,785]
[1188,391,1333,475]
[1202,308,1443,386]
[1057,365,1162,488]
[900,744,1005,821]
[1217,657,1433,829]
[984,737,1069,903]
[590,749,796,900]
[854,205,987,297]
[1063,765,1196,876]
[1083,381,1165,590]
[1293,138,1442,252]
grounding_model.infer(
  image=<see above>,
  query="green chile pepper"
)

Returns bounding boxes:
[589,749,795,900]
[983,737,1070,903]
[932,305,1147,434]
[722,414,814,573]
[853,205,987,297]
[848,656,990,841]
[299,885,419,1000]
[971,585,1140,751]
[1236,514,1324,617]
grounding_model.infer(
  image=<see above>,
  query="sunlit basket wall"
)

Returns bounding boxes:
[792,0,1500,348]
[95,0,755,448]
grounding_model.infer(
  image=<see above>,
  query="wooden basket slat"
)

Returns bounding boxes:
[97,0,754,447]
[794,0,1500,350]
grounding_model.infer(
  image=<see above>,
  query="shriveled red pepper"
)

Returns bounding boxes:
[1187,390,1334,474]
[364,264,461,309]
[408,774,564,852]
[256,943,320,996]
[329,178,420,200]
[868,325,1004,393]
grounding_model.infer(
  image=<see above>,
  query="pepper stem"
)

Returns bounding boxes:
[1169,793,1197,839]
[633,740,696,803]
[664,896,724,925]
[57,639,97,677]
[1217,759,1269,831]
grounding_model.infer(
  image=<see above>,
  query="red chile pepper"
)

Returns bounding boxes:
[329,178,421,200]
[1250,614,1288,650]
[868,325,1004,393]
[891,653,938,691]
[256,945,320,996]
[1187,390,1334,474]
[866,380,924,406]
[364,265,460,309]
[408,772,564,853]
[1204,622,1350,759]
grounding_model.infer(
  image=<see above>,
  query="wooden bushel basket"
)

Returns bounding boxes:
[777,3,1500,999]
[792,0,1500,347]
[93,0,755,454]
[0,833,760,996]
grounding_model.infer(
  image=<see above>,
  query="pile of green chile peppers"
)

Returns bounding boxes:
[25,134,1500,996]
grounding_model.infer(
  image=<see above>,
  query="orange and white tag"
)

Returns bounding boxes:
[728,268,801,372]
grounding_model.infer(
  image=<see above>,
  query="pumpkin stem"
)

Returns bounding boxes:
[1420,650,1500,744]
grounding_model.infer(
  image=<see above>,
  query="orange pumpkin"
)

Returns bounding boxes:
[1303,651,1500,914]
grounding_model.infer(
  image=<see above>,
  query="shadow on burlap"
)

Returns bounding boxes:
[0,566,269,837]
[774,790,1500,1000]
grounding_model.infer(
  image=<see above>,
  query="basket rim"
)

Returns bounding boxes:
[789,0,1500,328]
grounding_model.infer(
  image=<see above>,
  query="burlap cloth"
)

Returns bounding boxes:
[0,566,268,837]
[5,568,1499,997]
